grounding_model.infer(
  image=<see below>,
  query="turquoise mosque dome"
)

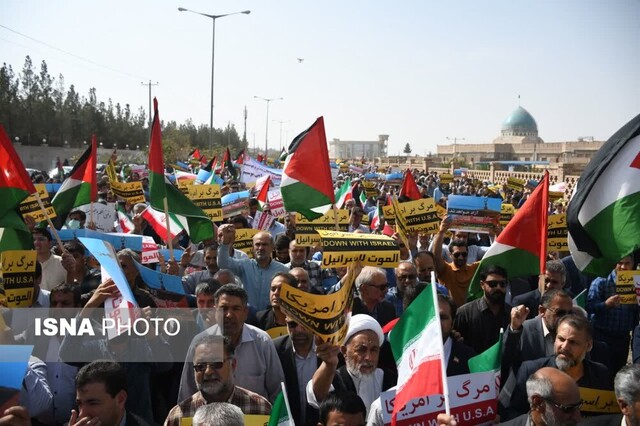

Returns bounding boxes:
[501,106,538,137]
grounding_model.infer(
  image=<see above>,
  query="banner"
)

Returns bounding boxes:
[440,173,453,184]
[506,177,525,192]
[295,209,350,246]
[57,229,143,252]
[396,198,440,234]
[362,181,378,198]
[279,264,356,344]
[578,388,620,414]
[132,260,190,307]
[446,195,501,233]
[110,181,146,205]
[240,156,282,186]
[178,178,195,195]
[383,205,396,227]
[77,203,117,232]
[316,230,400,268]
[19,184,57,222]
[235,228,259,257]
[141,236,160,264]
[221,190,250,219]
[547,214,568,251]
[267,189,286,218]
[0,345,34,413]
[379,371,499,426]
[187,184,223,222]
[130,164,148,179]
[252,211,275,231]
[0,250,37,307]
[617,270,640,305]
[500,203,514,227]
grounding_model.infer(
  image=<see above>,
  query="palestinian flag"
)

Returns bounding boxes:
[256,175,272,211]
[140,206,185,243]
[279,147,288,162]
[116,204,134,233]
[223,147,237,179]
[400,169,421,200]
[188,148,202,164]
[389,282,445,426]
[467,172,549,301]
[0,209,33,251]
[51,134,98,221]
[334,178,352,208]
[268,385,294,426]
[0,125,37,218]
[202,156,217,172]
[281,117,335,220]
[148,98,215,243]
[567,113,640,276]
[235,149,245,165]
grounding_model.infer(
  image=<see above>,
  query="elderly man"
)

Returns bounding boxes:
[217,224,289,310]
[453,265,511,354]
[580,364,640,425]
[306,314,397,413]
[511,260,567,320]
[273,315,320,426]
[166,335,271,425]
[178,284,285,403]
[502,314,612,420]
[353,266,396,327]
[413,250,436,282]
[587,254,638,374]
[182,244,220,294]
[287,239,324,292]
[385,261,418,316]
[290,267,311,292]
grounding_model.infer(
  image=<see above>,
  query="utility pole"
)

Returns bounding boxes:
[141,80,159,140]
[242,106,248,146]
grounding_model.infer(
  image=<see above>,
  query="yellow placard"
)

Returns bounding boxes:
[549,191,564,201]
[180,418,192,426]
[280,264,356,344]
[396,198,440,234]
[234,228,259,257]
[578,388,620,413]
[266,326,288,339]
[317,230,400,268]
[616,270,640,304]
[244,415,270,426]
[500,203,514,226]
[187,185,223,222]
[435,204,447,219]
[382,205,396,226]
[19,184,57,222]
[110,181,146,204]
[507,177,524,191]
[1,250,37,308]
[362,180,378,198]
[295,209,350,247]
[440,173,453,184]
[547,214,568,251]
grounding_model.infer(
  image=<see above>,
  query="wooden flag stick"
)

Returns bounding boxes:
[90,201,94,228]
[34,191,64,252]
[163,197,175,261]
[332,204,341,232]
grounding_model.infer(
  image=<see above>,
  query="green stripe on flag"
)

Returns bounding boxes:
[573,289,587,309]
[468,332,502,373]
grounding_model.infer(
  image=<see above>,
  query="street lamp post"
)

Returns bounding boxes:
[178,7,250,155]
[446,136,465,169]
[254,96,283,159]
[273,120,290,151]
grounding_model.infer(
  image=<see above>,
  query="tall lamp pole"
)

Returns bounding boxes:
[254,96,283,159]
[446,136,465,169]
[178,7,250,155]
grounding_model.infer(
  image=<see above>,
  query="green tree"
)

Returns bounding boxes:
[403,143,412,154]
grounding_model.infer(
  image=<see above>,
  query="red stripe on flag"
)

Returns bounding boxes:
[392,358,443,426]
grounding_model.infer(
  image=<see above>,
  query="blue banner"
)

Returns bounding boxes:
[0,345,33,390]
[133,260,185,295]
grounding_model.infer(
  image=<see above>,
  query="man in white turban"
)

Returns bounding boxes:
[306,314,397,414]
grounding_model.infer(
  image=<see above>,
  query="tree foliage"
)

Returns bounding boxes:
[0,56,247,157]
[403,142,412,154]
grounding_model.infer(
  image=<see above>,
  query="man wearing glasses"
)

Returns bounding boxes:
[352,266,397,327]
[511,260,567,320]
[453,265,511,354]
[432,217,481,307]
[502,314,612,420]
[165,334,271,425]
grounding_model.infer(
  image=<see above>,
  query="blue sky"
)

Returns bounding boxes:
[2,1,639,156]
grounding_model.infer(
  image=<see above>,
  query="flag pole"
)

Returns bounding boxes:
[90,201,94,228]
[280,382,294,423]
[432,270,451,415]
[332,204,341,231]
[34,191,64,252]
[163,197,174,262]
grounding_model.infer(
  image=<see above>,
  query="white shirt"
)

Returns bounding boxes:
[40,254,67,291]
[293,342,317,420]
[306,368,384,414]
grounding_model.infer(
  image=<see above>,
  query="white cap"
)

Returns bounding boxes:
[344,314,384,346]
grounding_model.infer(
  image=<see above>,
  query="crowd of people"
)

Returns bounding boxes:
[1,161,639,426]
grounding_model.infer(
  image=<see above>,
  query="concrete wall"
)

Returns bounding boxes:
[14,144,146,172]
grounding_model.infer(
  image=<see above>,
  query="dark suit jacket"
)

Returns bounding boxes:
[352,297,397,328]
[273,335,321,426]
[578,414,624,425]
[447,340,476,376]
[503,356,612,420]
[511,289,541,320]
[499,413,530,426]
[333,365,397,395]
[255,307,284,332]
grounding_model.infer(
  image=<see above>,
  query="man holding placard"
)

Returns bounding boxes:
[586,254,638,374]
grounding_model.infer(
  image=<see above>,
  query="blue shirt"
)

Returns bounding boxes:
[218,243,290,310]
[586,270,639,337]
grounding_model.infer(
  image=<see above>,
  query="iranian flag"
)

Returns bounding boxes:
[400,169,421,201]
[116,204,134,233]
[51,134,98,221]
[140,206,186,243]
[281,117,335,220]
[267,384,294,426]
[0,125,37,218]
[567,113,640,276]
[334,178,352,208]
[148,98,215,243]
[467,171,549,301]
[389,282,446,426]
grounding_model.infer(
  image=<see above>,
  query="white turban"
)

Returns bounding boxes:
[344,314,384,346]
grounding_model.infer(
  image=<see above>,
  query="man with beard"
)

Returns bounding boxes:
[385,261,418,316]
[165,335,271,425]
[503,314,612,420]
[580,364,640,426]
[306,314,397,416]
[453,265,511,354]
[217,225,289,310]
[502,289,573,377]
[182,244,220,294]
[178,284,285,403]
[273,316,320,426]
